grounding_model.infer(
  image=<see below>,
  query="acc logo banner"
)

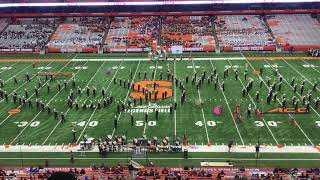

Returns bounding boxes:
[130,80,173,100]
[8,108,21,115]
[264,108,308,114]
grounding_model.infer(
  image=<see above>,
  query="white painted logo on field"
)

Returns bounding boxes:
[0,66,12,70]
[149,66,163,69]
[112,66,125,69]
[225,65,239,69]
[71,66,88,70]
[303,64,318,68]
[264,65,282,68]
[124,103,170,113]
[35,66,52,70]
[187,65,201,69]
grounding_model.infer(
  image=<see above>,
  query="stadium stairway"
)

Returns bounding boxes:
[99,17,112,54]
[0,18,10,36]
[263,15,282,52]
[211,16,220,53]
[317,13,320,24]
[159,16,164,47]
[44,18,64,52]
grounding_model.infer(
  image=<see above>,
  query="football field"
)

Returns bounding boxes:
[0,55,320,147]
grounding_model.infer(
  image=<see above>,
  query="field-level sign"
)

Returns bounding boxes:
[76,121,98,127]
[255,121,278,127]
[135,121,156,127]
[316,121,320,127]
[149,66,162,69]
[195,121,217,127]
[14,121,40,127]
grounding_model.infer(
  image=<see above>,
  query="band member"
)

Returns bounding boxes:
[72,78,76,88]
[130,113,134,126]
[14,77,18,85]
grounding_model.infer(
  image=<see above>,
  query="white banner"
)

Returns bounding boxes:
[232,46,264,51]
[171,46,183,54]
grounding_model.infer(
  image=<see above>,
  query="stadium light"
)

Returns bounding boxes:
[0,0,319,8]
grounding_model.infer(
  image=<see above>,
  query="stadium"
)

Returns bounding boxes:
[0,0,319,179]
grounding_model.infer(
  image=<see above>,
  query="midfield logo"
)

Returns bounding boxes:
[130,80,173,100]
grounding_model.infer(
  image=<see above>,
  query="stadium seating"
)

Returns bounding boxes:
[266,14,320,51]
[214,15,275,51]
[47,17,105,53]
[0,18,58,52]
[161,16,215,52]
[104,16,160,52]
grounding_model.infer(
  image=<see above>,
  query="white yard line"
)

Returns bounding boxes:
[209,60,245,146]
[0,61,64,126]
[262,60,315,146]
[173,60,177,139]
[42,61,109,145]
[109,60,141,139]
[75,60,126,144]
[142,60,157,136]
[283,59,320,92]
[227,59,279,145]
[9,61,89,145]
[191,59,210,145]
[0,61,55,104]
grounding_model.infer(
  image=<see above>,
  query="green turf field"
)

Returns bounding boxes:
[0,54,319,148]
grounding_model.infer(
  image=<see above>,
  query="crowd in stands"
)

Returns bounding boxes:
[214,15,274,48]
[105,16,160,50]
[1,166,319,179]
[48,17,106,51]
[161,16,215,50]
[0,15,318,52]
[0,18,58,50]
[266,14,320,47]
